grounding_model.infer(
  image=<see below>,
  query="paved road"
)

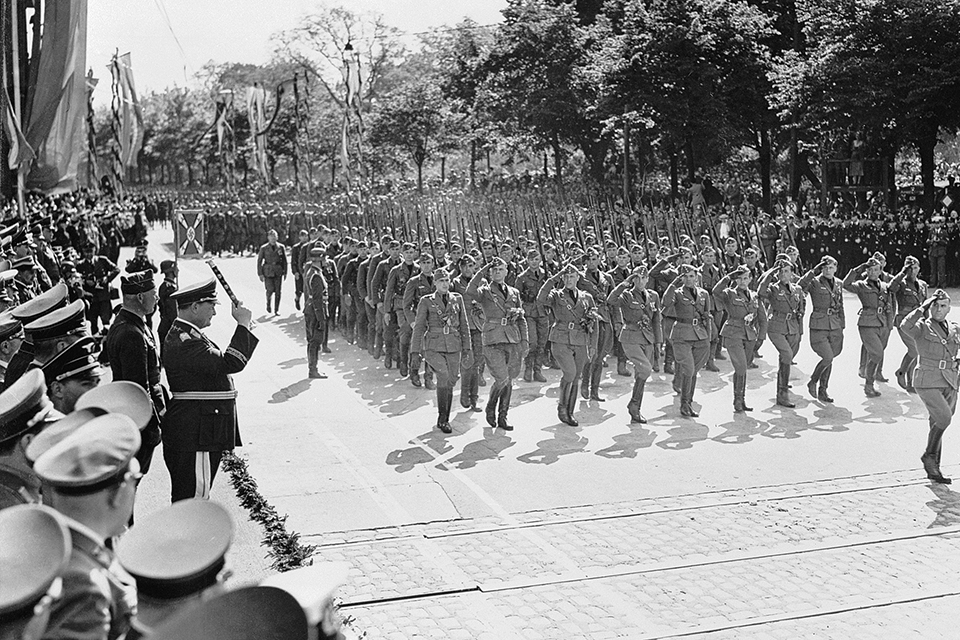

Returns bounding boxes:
[132,226,958,637]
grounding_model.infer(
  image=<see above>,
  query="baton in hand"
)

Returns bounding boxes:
[206,259,256,328]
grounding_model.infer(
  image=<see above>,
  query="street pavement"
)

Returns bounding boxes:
[130,225,959,638]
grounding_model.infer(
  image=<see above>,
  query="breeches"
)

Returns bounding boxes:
[916,386,958,432]
[809,329,844,362]
[590,322,614,364]
[725,337,755,375]
[673,339,710,379]
[264,276,281,295]
[424,351,461,388]
[769,332,801,365]
[552,342,588,383]
[621,342,653,381]
[484,343,523,383]
[304,307,326,346]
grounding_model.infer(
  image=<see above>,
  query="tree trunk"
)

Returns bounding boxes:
[623,119,631,209]
[441,156,446,183]
[669,152,679,205]
[684,138,696,182]
[551,133,563,191]
[416,160,424,194]
[886,153,897,213]
[759,127,772,213]
[543,151,548,179]
[469,139,476,190]
[917,125,937,214]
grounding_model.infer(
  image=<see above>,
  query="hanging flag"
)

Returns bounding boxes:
[80,69,100,187]
[2,83,34,171]
[246,84,269,181]
[175,210,205,258]
[115,53,144,167]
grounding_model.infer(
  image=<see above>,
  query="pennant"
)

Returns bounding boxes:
[175,210,205,257]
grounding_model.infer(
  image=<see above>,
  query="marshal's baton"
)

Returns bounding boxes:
[206,259,256,328]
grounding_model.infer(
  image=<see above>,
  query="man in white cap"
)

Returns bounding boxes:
[0,370,56,510]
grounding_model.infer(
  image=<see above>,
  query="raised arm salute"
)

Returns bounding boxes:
[843,257,892,398]
[607,266,661,423]
[798,255,844,402]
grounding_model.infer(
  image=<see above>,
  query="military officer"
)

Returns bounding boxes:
[466,257,529,431]
[699,246,724,371]
[256,230,287,315]
[301,249,330,381]
[367,237,398,360]
[77,244,120,335]
[384,243,418,375]
[516,250,549,383]
[157,260,179,360]
[758,257,805,408]
[291,229,310,310]
[797,255,845,402]
[161,278,257,502]
[889,255,927,392]
[403,253,436,388]
[663,264,712,417]
[411,268,472,433]
[900,290,958,484]
[451,255,484,412]
[0,370,55,510]
[712,265,760,412]
[11,255,41,305]
[843,257,892,397]
[0,314,24,387]
[578,249,614,401]
[607,265,662,423]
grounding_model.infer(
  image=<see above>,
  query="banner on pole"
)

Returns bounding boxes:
[175,210,205,258]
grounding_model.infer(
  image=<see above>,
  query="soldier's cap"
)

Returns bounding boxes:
[0,312,23,342]
[724,236,738,244]
[630,244,643,252]
[10,226,28,247]
[24,299,86,344]
[0,223,19,240]
[0,267,17,284]
[459,254,476,267]
[0,370,54,446]
[871,251,885,262]
[631,265,648,277]
[261,562,350,627]
[617,246,629,255]
[420,239,433,250]
[433,268,452,281]
[387,240,401,249]
[75,381,152,431]
[60,260,76,273]
[904,255,920,266]
[700,246,716,256]
[865,257,881,268]
[33,413,140,494]
[11,282,68,324]
[418,253,435,265]
[137,239,149,248]
[933,288,950,301]
[931,215,945,223]
[117,499,234,600]
[171,277,218,307]
[604,239,617,248]
[11,254,36,271]
[488,257,507,268]
[822,255,838,265]
[160,259,176,273]
[560,263,580,276]
[449,242,462,252]
[121,270,155,295]
[0,504,71,623]
[743,247,758,257]
[40,335,100,386]
[731,264,751,278]
[775,253,791,262]
[25,408,106,465]
[400,242,415,252]
[678,264,698,276]
[148,586,308,640]
[308,247,324,258]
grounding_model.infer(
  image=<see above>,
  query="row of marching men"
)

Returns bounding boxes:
[406,242,958,486]
[0,371,354,640]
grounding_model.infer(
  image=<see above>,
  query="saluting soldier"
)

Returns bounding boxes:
[516,250,549,383]
[451,255,484,412]
[843,257,892,398]
[797,255,845,402]
[608,247,634,378]
[889,255,927,392]
[537,264,597,426]
[699,246,724,372]
[607,265,661,423]
[370,240,400,365]
[384,243,417,376]
[758,256,805,408]
[578,249,614,401]
[663,264,712,417]
[467,257,529,431]
[303,248,330,380]
[256,229,287,315]
[403,253,436,388]
[162,278,257,502]
[712,265,760,412]
[411,268,473,433]
[290,229,310,311]
[900,290,959,484]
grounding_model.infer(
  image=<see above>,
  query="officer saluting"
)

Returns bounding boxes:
[162,278,258,503]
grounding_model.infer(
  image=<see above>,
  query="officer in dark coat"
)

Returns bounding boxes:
[103,271,165,476]
[157,260,179,361]
[303,248,330,380]
[161,278,257,503]
[256,230,287,315]
[77,244,120,335]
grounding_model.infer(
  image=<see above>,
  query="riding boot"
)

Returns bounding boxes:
[627,378,646,423]
[497,383,514,431]
[485,383,501,428]
[424,368,435,390]
[523,356,534,382]
[566,377,579,426]
[679,375,693,417]
[714,338,726,360]
[817,363,834,402]
[685,374,699,417]
[533,358,548,382]
[558,381,571,425]
[776,363,796,407]
[266,292,271,314]
[589,362,605,401]
[436,388,452,433]
[398,343,409,377]
[922,427,951,483]
[808,360,825,398]
[409,354,422,387]
[580,362,591,399]
[617,359,631,377]
[307,344,319,378]
[663,343,675,375]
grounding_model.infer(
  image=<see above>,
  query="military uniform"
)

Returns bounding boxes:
[577,267,614,401]
[712,270,759,411]
[451,271,485,411]
[77,253,120,334]
[370,252,398,362]
[843,264,892,395]
[402,268,435,385]
[256,241,287,313]
[798,264,845,401]
[303,257,329,377]
[759,269,805,407]
[515,265,548,382]
[607,278,662,423]
[384,260,416,373]
[889,266,927,391]
[663,272,712,417]
[158,274,178,360]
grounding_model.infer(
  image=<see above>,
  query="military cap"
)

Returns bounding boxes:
[308,247,324,258]
[449,242,462,252]
[121,270,155,295]
[117,500,234,600]
[0,223,18,241]
[10,227,28,247]
[11,282,68,324]
[775,253,791,262]
[0,504,71,623]
[631,265,649,277]
[904,255,920,266]
[488,257,507,268]
[678,264,698,276]
[147,587,308,640]
[75,381,152,431]
[261,562,349,628]
[433,268,452,281]
[25,408,106,465]
[400,242,415,252]
[33,413,140,494]
[865,257,881,268]
[560,263,580,276]
[24,299,86,343]
[821,255,838,265]
[171,277,218,307]
[742,247,758,257]
[931,215,945,223]
[459,254,476,267]
[418,253,435,265]
[40,335,100,385]
[730,264,751,278]
[60,260,76,273]
[0,268,16,285]
[11,254,36,271]
[136,239,149,248]
[871,251,885,262]
[0,313,22,342]
[387,240,401,249]
[160,259,176,274]
[933,288,950,301]
[0,370,53,446]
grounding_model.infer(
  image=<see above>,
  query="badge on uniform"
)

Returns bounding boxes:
[180,332,190,342]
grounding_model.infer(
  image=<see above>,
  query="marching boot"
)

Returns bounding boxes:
[478,362,487,387]
[558,381,572,425]
[437,388,452,434]
[580,363,591,400]
[409,356,422,387]
[533,356,548,382]
[485,384,501,428]
[566,378,579,427]
[808,361,824,399]
[424,368,436,390]
[714,338,726,360]
[266,293,272,314]
[817,364,834,402]
[864,382,881,398]
[733,373,744,412]
[679,375,694,417]
[685,374,700,417]
[295,295,301,311]
[627,378,646,424]
[705,343,720,372]
[307,344,321,379]
[875,353,888,382]
[398,346,409,377]
[617,359,632,377]
[922,427,951,483]
[589,362,605,401]
[663,343,675,374]
[497,384,514,431]
[523,356,534,383]
[776,363,796,408]
[460,385,471,409]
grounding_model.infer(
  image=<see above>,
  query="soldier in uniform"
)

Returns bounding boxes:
[383,243,417,375]
[900,290,958,484]
[843,257,892,397]
[162,278,257,502]
[663,264,712,417]
[157,260,179,361]
[607,247,633,377]
[124,241,158,275]
[467,258,529,431]
[928,215,948,287]
[370,240,400,364]
[256,230,287,315]
[102,271,165,475]
[578,249,614,401]
[889,255,927,392]
[3,283,69,391]
[0,370,55,509]
[607,266,661,423]
[537,264,597,426]
[411,268,472,433]
[291,229,310,311]
[699,246,724,372]
[11,255,41,304]
[32,414,141,640]
[77,244,120,335]
[758,257,805,408]
[712,265,760,412]
[515,250,549,383]
[798,255,845,402]
[0,315,24,387]
[403,253,436,388]
[41,336,101,415]
[303,248,330,380]
[451,255,484,412]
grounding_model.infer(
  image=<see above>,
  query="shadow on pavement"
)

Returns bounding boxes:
[595,424,658,458]
[517,425,589,465]
[925,484,960,528]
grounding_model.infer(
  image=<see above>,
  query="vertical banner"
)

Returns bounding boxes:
[116,53,144,167]
[175,210,205,258]
[245,83,269,182]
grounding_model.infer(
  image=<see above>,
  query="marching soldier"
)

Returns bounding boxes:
[403,253,436,388]
[291,229,310,310]
[451,255,484,412]
[370,240,400,364]
[663,264,712,417]
[467,258,529,431]
[699,246,724,371]
[798,255,844,402]
[256,229,287,315]
[843,257,892,397]
[411,268,472,433]
[712,265,760,412]
[900,290,958,484]
[889,255,927,392]
[77,244,120,335]
[758,256,805,408]
[607,247,633,378]
[384,243,417,376]
[303,248,330,380]
[578,249,614,401]
[607,265,661,423]
[516,250,549,383]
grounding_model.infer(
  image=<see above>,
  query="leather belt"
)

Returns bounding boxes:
[919,360,958,371]
[675,317,700,325]
[171,390,238,401]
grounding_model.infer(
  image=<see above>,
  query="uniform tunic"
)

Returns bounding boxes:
[578,269,615,364]
[900,307,960,434]
[843,273,892,384]
[607,283,661,381]
[662,283,711,377]
[516,267,548,360]
[712,282,759,374]
[759,277,805,365]
[466,273,528,384]
[256,242,287,296]
[537,283,596,383]
[798,269,845,364]
[890,272,928,379]
[304,263,328,348]
[412,292,471,387]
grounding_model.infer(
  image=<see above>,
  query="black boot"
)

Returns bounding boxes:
[439,388,454,433]
[922,427,951,483]
[409,356,422,386]
[523,357,534,383]
[533,363,547,383]
[818,364,834,402]
[776,363,796,408]
[398,346,409,377]
[589,362,605,401]
[617,359,631,377]
[566,377,579,426]
[497,384,514,431]
[485,384,501,428]
[424,369,435,390]
[580,363,591,399]
[627,378,646,423]
[558,381,572,425]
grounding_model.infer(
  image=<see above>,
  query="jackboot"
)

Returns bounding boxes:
[589,362,605,402]
[714,339,726,360]
[818,364,834,402]
[566,378,579,426]
[776,363,796,408]
[497,384,514,431]
[460,385,471,409]
[523,358,534,383]
[409,357,422,387]
[922,427,951,483]
[424,369,436,390]
[307,344,320,379]
[533,363,547,383]
[485,384,501,428]
[617,359,632,377]
[808,361,825,398]
[685,374,700,417]
[627,378,646,424]
[437,388,452,433]
[580,363,591,400]
[864,382,881,398]
[398,346,409,377]
[679,374,694,417]
[558,381,572,425]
